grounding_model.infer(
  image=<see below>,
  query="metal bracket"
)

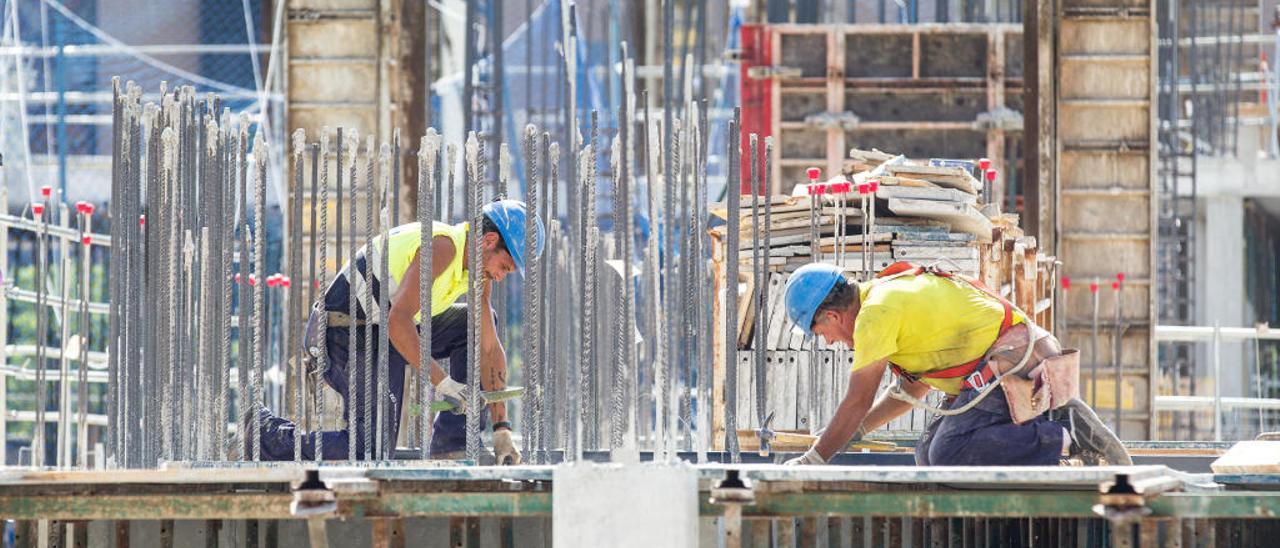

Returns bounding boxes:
[291,469,338,518]
[746,66,804,80]
[805,112,861,131]
[973,107,1025,131]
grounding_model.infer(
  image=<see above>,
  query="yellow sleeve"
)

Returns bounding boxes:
[852,304,900,371]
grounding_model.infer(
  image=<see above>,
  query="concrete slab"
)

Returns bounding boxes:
[553,462,698,548]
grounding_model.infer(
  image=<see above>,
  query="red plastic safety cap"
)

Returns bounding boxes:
[806,167,821,180]
[1061,276,1071,290]
[978,158,991,171]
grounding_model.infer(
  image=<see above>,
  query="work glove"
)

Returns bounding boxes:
[493,428,521,465]
[435,377,473,415]
[784,445,827,466]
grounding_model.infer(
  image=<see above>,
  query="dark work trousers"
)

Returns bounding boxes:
[914,385,1066,466]
[256,303,479,460]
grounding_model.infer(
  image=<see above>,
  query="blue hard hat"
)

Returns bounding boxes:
[482,199,545,277]
[784,263,846,337]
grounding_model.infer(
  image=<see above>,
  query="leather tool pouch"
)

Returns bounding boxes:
[1001,348,1081,425]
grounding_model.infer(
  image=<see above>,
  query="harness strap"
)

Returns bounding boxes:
[873,262,1016,386]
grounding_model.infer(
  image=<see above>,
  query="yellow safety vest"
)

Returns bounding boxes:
[352,221,469,322]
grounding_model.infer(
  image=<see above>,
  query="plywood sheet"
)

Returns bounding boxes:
[1210,442,1280,474]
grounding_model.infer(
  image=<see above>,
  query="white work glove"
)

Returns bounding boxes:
[492,428,521,465]
[784,445,827,466]
[434,377,473,415]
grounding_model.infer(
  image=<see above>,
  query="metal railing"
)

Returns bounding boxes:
[1154,324,1280,441]
[0,189,111,467]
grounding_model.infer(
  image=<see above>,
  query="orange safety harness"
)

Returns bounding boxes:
[871,261,1015,391]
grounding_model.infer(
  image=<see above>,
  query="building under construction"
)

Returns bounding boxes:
[0,0,1279,546]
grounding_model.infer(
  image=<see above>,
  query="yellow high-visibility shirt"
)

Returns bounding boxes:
[360,221,469,321]
[851,273,1025,395]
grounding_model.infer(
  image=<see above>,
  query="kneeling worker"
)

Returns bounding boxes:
[253,199,544,463]
[781,262,1131,466]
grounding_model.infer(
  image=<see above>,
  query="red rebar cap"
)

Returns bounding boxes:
[1061,276,1071,290]
[856,181,869,195]
[1112,281,1120,290]
[1090,282,1100,293]
[31,203,44,216]
[985,169,997,182]
[313,279,321,289]
[248,274,257,286]
[139,215,146,227]
[978,158,991,171]
[868,180,879,193]
[234,273,242,284]
[40,185,52,198]
[266,274,279,287]
[829,181,851,194]
[82,236,91,246]
[806,167,821,180]
[1116,272,1126,283]
[83,203,95,215]
[281,276,291,288]
[808,184,827,196]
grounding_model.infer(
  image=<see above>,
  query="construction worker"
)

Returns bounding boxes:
[781,262,1132,466]
[251,199,544,464]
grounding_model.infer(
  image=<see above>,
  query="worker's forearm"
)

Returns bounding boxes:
[814,391,874,460]
[476,296,509,423]
[860,381,930,432]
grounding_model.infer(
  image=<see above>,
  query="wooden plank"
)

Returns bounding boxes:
[796,352,812,433]
[1210,442,1280,474]
[885,198,994,242]
[766,274,790,350]
[884,165,981,194]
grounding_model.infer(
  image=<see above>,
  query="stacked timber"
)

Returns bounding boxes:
[709,148,1059,450]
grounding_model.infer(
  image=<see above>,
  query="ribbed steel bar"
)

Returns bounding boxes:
[580,138,598,455]
[251,134,268,462]
[107,78,121,467]
[363,136,376,460]
[536,131,552,460]
[376,142,392,460]
[76,204,92,467]
[579,114,596,452]
[464,132,483,462]
[695,100,711,462]
[418,129,440,460]
[522,125,541,462]
[749,134,766,450]
[290,129,306,462]
[316,130,330,462]
[236,119,251,461]
[724,107,741,462]
[542,141,558,458]
[346,129,361,462]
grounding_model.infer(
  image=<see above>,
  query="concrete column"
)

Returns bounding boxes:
[1197,194,1248,398]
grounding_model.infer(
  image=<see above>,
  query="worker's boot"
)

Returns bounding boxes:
[1055,398,1133,466]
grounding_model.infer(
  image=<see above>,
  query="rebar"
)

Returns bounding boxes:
[377,142,392,459]
[464,132,484,462]
[347,130,361,462]
[418,129,440,460]
[291,129,306,462]
[316,129,330,462]
[364,135,376,460]
[724,108,742,462]
[522,125,541,462]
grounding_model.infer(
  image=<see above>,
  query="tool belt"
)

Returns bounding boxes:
[302,302,370,376]
[877,262,1081,424]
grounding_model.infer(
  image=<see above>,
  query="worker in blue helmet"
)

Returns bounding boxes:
[781,262,1129,467]
[250,199,545,464]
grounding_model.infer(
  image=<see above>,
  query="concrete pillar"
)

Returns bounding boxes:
[1197,194,1248,398]
[553,463,698,547]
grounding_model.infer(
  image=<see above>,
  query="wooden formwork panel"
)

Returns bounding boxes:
[287,18,378,58]
[846,129,989,159]
[766,24,1023,198]
[1058,104,1150,142]
[1060,150,1150,189]
[1053,2,1157,439]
